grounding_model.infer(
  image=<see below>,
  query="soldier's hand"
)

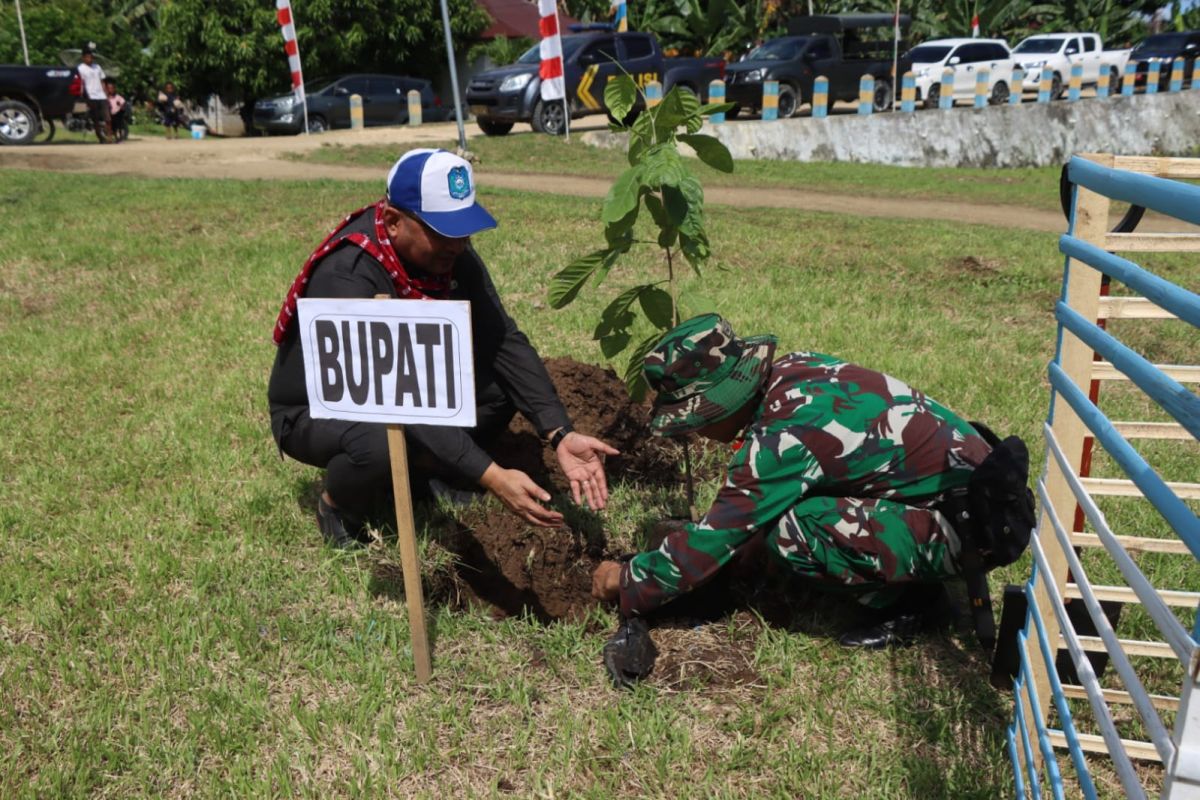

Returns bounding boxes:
[480,464,563,528]
[591,560,621,602]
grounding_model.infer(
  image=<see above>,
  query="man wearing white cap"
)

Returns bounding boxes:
[269,149,618,547]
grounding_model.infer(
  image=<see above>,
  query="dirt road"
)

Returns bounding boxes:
[0,120,1181,233]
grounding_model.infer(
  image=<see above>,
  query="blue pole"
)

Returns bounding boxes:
[812,76,828,119]
[858,74,874,115]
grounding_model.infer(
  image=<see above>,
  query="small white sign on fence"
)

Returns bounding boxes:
[297,298,475,427]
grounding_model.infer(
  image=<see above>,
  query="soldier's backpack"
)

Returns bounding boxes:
[939,422,1037,653]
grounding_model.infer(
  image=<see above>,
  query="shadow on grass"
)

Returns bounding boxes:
[887,600,1013,798]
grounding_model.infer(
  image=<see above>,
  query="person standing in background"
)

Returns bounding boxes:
[77,44,112,144]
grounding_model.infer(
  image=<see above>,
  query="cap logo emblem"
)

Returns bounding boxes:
[447,166,470,200]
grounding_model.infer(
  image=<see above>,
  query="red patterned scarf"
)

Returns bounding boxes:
[272,200,452,345]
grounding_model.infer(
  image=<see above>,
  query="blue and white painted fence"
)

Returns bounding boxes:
[975,68,989,108]
[812,76,828,119]
[1123,62,1137,97]
[1068,64,1083,101]
[1038,66,1054,103]
[708,79,725,125]
[1006,153,1200,799]
[900,71,916,113]
[940,67,954,110]
[1170,58,1185,93]
[858,74,874,115]
[761,80,778,121]
[1010,68,1025,105]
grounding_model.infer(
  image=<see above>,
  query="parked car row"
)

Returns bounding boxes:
[726,25,1198,118]
[252,74,450,134]
[723,14,911,117]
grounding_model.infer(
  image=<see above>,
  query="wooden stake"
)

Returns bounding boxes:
[387,423,432,683]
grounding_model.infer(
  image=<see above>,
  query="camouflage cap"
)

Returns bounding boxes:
[644,313,777,436]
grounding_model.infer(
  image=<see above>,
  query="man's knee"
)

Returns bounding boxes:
[765,509,823,575]
[341,423,391,482]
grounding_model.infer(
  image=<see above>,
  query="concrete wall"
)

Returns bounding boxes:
[582,92,1200,168]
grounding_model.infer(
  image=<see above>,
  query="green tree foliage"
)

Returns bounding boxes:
[548,76,733,398]
[630,0,780,57]
[467,34,534,66]
[150,0,486,105]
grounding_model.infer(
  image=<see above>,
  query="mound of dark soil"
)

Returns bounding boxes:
[487,357,678,491]
[444,505,609,622]
[433,357,674,621]
[422,358,730,623]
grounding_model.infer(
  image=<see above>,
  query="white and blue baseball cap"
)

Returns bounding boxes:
[386,149,496,238]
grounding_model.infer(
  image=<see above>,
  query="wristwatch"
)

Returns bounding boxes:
[548,424,574,450]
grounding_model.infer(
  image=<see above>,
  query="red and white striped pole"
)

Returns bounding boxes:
[276,0,309,134]
[538,0,569,139]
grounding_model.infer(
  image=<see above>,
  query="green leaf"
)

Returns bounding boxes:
[661,184,689,226]
[698,101,736,116]
[679,134,734,173]
[604,74,637,125]
[628,112,654,166]
[599,331,632,358]
[643,192,668,228]
[657,226,678,248]
[591,246,623,288]
[594,284,647,338]
[641,144,685,189]
[652,87,695,141]
[622,333,663,402]
[601,166,641,224]
[548,249,608,309]
[679,231,711,271]
[604,203,639,250]
[639,286,675,329]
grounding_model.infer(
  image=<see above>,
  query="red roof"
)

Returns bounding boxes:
[477,0,579,39]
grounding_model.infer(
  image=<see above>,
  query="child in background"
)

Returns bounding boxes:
[156,82,187,139]
[103,78,128,142]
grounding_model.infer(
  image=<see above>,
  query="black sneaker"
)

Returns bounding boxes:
[318,496,366,550]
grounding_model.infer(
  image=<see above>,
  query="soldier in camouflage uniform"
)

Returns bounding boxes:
[591,313,993,647]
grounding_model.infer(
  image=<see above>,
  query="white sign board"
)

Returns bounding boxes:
[297,298,475,426]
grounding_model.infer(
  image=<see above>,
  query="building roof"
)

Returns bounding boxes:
[477,0,579,39]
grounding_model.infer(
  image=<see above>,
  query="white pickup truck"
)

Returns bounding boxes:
[1010,33,1131,98]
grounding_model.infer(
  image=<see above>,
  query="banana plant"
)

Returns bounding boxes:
[548,76,734,401]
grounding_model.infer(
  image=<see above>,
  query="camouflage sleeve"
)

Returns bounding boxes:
[618,430,824,616]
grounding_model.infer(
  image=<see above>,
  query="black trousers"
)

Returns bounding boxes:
[272,382,516,520]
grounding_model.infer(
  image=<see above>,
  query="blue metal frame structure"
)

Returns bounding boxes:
[1006,155,1200,798]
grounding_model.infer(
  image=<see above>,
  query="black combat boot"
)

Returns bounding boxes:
[837,583,950,649]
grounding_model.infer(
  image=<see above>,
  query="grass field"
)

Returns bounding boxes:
[292,132,1065,212]
[0,163,1196,798]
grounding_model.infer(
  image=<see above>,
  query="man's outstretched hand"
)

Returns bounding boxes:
[480,464,563,528]
[555,432,620,510]
[591,560,621,602]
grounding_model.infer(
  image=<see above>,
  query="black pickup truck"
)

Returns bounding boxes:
[0,64,76,144]
[465,29,725,136]
[724,14,912,118]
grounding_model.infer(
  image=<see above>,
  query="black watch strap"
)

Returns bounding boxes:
[548,425,573,449]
